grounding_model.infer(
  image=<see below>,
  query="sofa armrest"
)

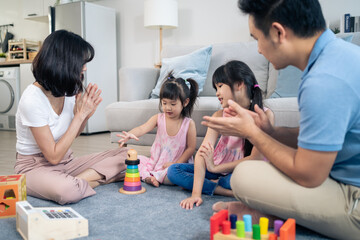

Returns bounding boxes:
[119,67,160,101]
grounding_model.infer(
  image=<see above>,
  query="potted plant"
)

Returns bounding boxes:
[0,53,6,62]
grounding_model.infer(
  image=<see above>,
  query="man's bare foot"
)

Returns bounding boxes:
[145,176,160,187]
[212,201,228,212]
[212,201,278,228]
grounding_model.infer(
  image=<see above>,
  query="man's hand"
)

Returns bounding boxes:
[253,104,274,135]
[202,99,257,139]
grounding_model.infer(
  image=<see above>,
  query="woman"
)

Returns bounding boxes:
[15,30,127,205]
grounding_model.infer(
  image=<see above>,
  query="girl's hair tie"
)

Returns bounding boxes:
[254,84,260,88]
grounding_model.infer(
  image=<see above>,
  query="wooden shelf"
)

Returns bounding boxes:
[8,39,41,62]
[0,59,32,66]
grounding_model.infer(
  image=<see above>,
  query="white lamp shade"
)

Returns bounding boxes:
[144,0,178,29]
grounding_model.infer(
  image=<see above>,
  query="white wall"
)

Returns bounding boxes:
[1,0,360,69]
[320,0,360,30]
[91,0,360,68]
[0,0,50,44]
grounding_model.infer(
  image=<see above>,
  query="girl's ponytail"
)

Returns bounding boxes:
[183,78,199,117]
[249,84,263,111]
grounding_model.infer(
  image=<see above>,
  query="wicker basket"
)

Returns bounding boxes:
[28,51,38,60]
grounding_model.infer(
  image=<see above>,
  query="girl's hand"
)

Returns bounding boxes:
[180,196,203,210]
[75,83,102,120]
[162,162,174,169]
[199,142,216,172]
[117,131,139,147]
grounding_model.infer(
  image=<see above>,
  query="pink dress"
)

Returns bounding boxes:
[213,108,269,168]
[213,135,244,167]
[138,113,193,183]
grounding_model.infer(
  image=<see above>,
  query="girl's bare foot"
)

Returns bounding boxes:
[212,201,278,228]
[145,176,160,187]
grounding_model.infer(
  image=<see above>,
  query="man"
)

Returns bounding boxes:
[203,0,360,238]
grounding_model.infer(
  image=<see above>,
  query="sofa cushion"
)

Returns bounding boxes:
[264,97,300,127]
[150,45,212,98]
[270,65,302,98]
[269,32,360,99]
[106,99,160,134]
[162,41,270,97]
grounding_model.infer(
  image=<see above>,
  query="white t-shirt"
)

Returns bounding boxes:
[16,84,75,155]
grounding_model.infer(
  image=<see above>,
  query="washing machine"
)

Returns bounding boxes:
[0,67,20,130]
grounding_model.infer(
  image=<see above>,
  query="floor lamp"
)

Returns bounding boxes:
[144,0,178,68]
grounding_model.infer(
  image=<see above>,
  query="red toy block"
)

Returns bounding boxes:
[210,209,228,240]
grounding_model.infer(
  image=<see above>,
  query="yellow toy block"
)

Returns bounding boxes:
[0,174,27,218]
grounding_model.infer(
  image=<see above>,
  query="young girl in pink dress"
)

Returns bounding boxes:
[167,60,274,209]
[117,75,198,187]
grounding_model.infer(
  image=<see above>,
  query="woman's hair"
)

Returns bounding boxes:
[212,60,263,157]
[238,0,326,38]
[32,30,94,97]
[159,73,199,118]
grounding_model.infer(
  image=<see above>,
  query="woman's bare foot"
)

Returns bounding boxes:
[212,201,277,228]
[145,176,160,187]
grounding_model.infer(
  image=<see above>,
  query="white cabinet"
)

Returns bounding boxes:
[23,0,43,18]
[23,0,56,21]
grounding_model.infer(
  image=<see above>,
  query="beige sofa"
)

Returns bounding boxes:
[105,32,359,147]
[105,40,300,148]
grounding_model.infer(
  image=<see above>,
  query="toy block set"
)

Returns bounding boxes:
[210,209,296,240]
[0,174,27,219]
[16,201,88,240]
[119,149,146,195]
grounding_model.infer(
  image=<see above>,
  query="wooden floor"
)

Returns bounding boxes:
[0,130,151,176]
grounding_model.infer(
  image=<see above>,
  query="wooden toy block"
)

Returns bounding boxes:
[210,210,296,240]
[16,201,88,240]
[210,209,229,240]
[119,149,146,195]
[0,174,26,218]
[280,218,296,240]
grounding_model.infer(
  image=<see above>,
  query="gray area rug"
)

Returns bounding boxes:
[0,182,330,239]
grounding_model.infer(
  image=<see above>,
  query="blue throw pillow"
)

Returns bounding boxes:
[150,45,212,98]
[340,35,354,43]
[270,65,303,98]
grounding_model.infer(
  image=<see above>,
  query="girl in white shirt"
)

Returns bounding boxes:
[15,30,128,205]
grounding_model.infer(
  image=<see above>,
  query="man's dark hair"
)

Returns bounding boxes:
[32,30,94,97]
[238,0,326,38]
